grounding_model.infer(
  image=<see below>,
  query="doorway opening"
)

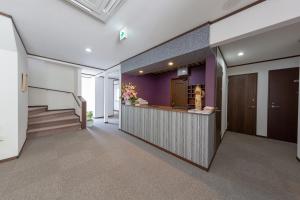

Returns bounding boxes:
[81,75,95,115]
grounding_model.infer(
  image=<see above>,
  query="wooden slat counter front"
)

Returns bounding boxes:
[121,104,216,170]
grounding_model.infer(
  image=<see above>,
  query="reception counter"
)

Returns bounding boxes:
[121,104,216,170]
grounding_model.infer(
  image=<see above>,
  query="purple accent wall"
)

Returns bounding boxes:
[190,66,206,85]
[122,65,206,106]
[122,74,157,104]
[205,54,217,107]
[153,70,177,106]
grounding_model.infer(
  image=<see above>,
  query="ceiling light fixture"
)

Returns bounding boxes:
[168,62,174,66]
[85,48,92,53]
[70,0,92,12]
[238,52,244,57]
[139,70,144,74]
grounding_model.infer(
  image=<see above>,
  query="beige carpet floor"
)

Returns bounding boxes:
[0,121,299,200]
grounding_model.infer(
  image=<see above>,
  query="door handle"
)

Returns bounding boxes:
[271,105,280,108]
[248,105,256,109]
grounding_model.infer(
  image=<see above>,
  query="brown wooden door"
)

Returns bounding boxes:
[171,78,188,108]
[268,68,299,143]
[228,73,257,135]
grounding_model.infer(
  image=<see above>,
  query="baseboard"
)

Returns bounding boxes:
[17,137,27,158]
[297,156,300,162]
[94,115,115,119]
[47,108,75,111]
[29,105,48,108]
[255,134,268,139]
[29,105,75,112]
[0,156,18,163]
[0,134,28,163]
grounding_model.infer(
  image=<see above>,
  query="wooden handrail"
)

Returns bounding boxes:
[28,86,80,106]
[78,96,87,129]
[28,85,87,129]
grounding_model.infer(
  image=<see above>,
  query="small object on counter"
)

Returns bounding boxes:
[195,85,205,111]
[125,100,132,105]
[188,109,211,114]
[136,98,148,105]
[188,106,214,114]
[203,106,215,111]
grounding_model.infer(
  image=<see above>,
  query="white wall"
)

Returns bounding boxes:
[227,57,300,138]
[210,0,300,46]
[15,24,28,152]
[216,48,228,138]
[95,77,104,118]
[0,16,28,160]
[114,80,120,111]
[0,49,18,160]
[0,17,17,52]
[82,76,95,113]
[28,57,80,110]
[107,79,114,116]
[95,77,114,118]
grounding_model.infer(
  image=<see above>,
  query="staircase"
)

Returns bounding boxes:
[27,106,82,138]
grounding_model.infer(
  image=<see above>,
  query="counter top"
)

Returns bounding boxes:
[122,104,214,115]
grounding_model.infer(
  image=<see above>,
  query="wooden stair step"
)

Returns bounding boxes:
[27,122,81,138]
[29,106,47,111]
[29,110,75,122]
[28,106,47,115]
[28,116,80,129]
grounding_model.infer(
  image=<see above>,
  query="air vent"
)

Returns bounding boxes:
[177,67,189,77]
[65,0,126,23]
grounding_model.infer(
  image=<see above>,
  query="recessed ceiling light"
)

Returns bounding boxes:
[139,70,144,74]
[168,62,174,66]
[85,48,92,53]
[238,52,244,56]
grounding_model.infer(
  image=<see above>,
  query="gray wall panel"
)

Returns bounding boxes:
[121,25,210,73]
[121,105,215,169]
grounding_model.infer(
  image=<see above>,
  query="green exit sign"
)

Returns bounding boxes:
[119,28,128,41]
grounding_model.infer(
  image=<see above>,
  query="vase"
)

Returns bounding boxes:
[125,100,132,106]
[87,120,93,127]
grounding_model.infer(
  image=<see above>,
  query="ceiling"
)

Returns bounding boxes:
[220,21,300,67]
[126,47,211,75]
[0,0,259,70]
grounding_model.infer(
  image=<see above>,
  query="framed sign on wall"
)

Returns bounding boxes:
[21,73,28,92]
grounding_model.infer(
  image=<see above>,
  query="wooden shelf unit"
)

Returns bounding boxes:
[188,85,205,109]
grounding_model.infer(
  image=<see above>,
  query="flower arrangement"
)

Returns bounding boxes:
[122,83,138,105]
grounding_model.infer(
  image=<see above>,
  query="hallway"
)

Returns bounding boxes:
[0,124,299,200]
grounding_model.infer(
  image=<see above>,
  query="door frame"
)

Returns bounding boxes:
[170,77,188,108]
[267,67,299,142]
[227,73,258,135]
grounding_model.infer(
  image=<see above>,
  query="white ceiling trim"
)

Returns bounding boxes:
[28,54,104,72]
